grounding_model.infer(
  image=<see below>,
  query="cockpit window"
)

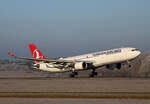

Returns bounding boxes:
[131,49,139,51]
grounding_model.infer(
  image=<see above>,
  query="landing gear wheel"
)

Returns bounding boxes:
[129,64,131,68]
[93,72,98,76]
[70,72,78,78]
[89,74,94,78]
[89,69,98,78]
[74,72,78,75]
[70,74,75,78]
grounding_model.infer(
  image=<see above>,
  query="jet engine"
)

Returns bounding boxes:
[33,64,40,69]
[74,62,88,70]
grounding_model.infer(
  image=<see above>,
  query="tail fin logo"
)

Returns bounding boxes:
[29,44,46,60]
[33,49,40,59]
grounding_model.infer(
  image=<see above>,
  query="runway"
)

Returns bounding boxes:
[0,78,150,99]
[1,78,150,104]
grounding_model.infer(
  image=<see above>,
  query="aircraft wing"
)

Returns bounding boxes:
[8,52,93,64]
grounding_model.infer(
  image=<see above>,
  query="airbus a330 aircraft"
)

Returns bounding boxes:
[8,44,141,77]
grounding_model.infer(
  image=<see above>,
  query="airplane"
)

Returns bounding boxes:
[8,44,141,77]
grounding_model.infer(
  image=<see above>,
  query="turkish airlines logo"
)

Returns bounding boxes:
[33,49,40,59]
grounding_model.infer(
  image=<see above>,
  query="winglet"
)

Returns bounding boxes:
[8,52,15,57]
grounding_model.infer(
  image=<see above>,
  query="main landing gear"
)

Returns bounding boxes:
[89,69,98,77]
[70,71,78,78]
[69,68,98,78]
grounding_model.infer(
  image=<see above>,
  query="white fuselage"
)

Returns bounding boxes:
[36,47,141,72]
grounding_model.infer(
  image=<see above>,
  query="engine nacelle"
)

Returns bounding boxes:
[33,64,40,69]
[74,62,88,70]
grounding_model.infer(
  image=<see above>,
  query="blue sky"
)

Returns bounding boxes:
[0,0,150,59]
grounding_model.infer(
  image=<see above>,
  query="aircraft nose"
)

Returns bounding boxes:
[137,51,141,56]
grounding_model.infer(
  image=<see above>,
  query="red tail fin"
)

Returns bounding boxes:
[28,44,46,59]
